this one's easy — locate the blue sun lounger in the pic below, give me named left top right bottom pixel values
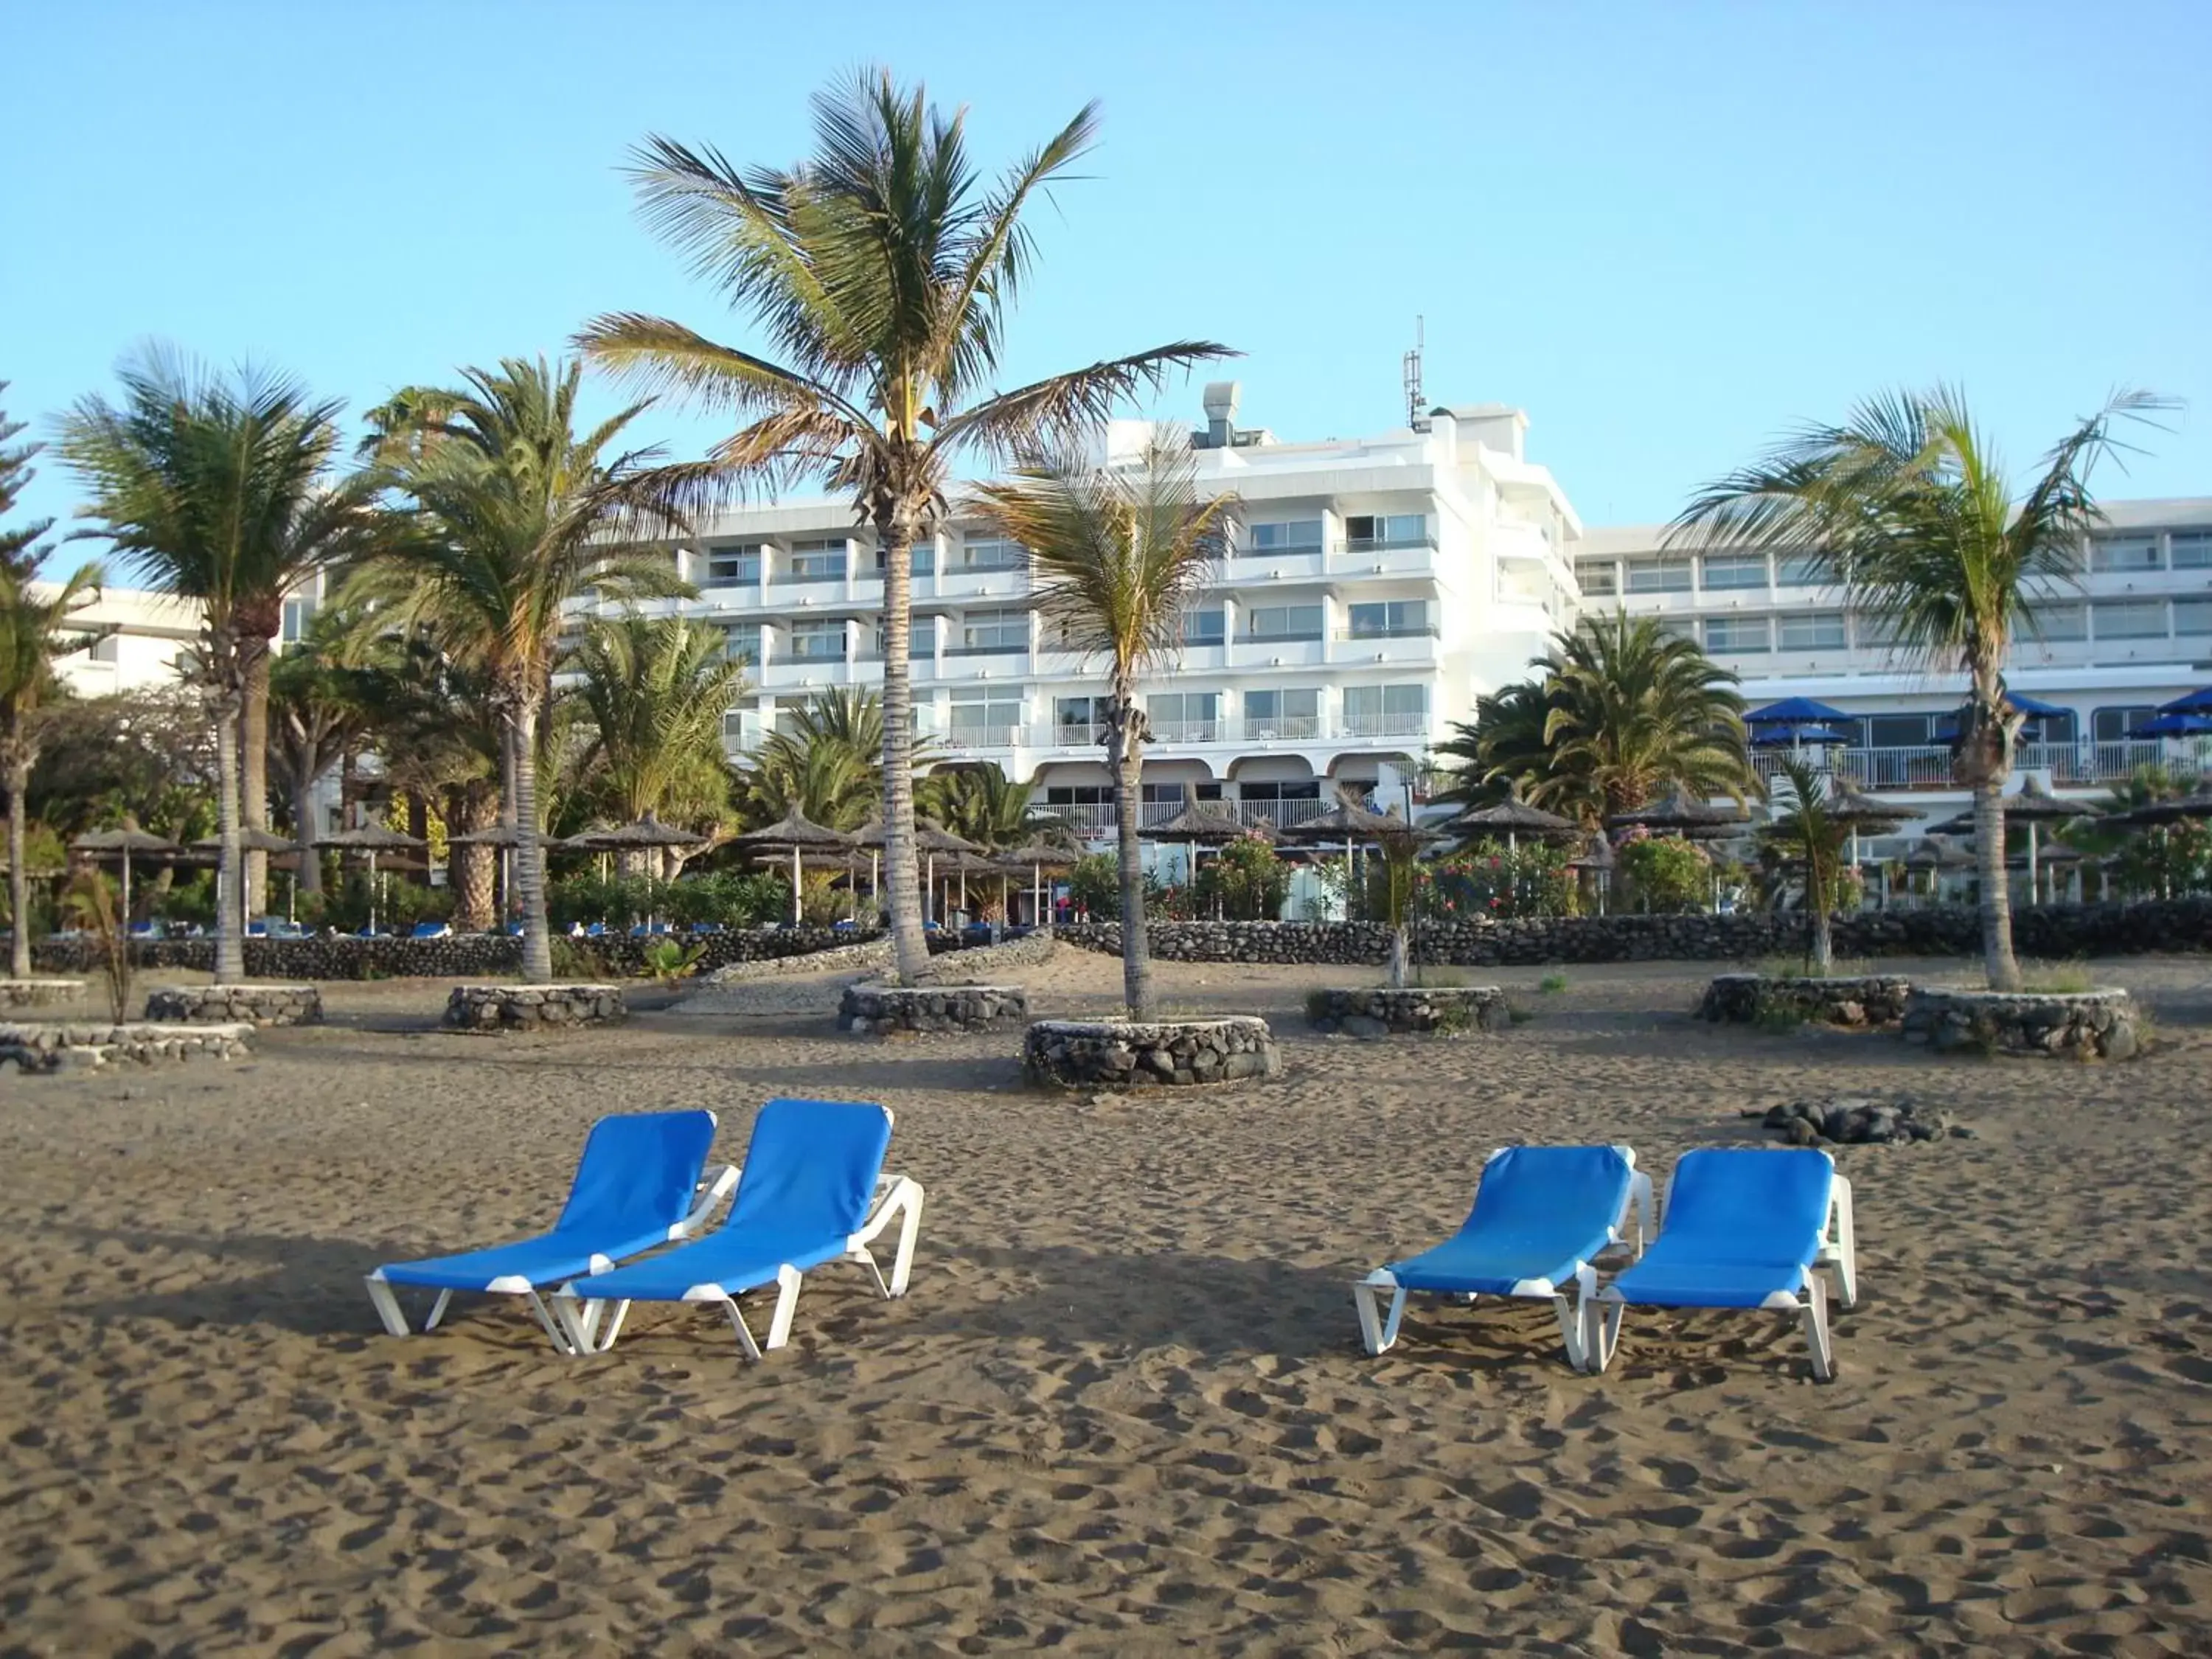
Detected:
left=1353, top=1145, right=1652, bottom=1369
left=1587, top=1147, right=1858, bottom=1381
left=364, top=1109, right=734, bottom=1352
left=553, top=1097, right=925, bottom=1361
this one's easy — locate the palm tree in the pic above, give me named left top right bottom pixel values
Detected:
left=0, top=569, right=105, bottom=978
left=733, top=687, right=892, bottom=832
left=263, top=609, right=378, bottom=900
left=58, top=351, right=368, bottom=980
left=1759, top=755, right=1851, bottom=974
left=1671, top=386, right=2164, bottom=989
left=1437, top=614, right=1754, bottom=827
left=577, top=68, right=1234, bottom=986
left=349, top=356, right=683, bottom=981
left=968, top=439, right=1233, bottom=1018
left=567, top=611, right=746, bottom=869
left=920, top=762, right=1054, bottom=851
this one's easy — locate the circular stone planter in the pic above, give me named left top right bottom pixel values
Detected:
left=1900, top=986, right=2140, bottom=1060
left=1023, top=1016, right=1281, bottom=1089
left=145, top=983, right=324, bottom=1028
left=444, top=984, right=626, bottom=1034
left=838, top=983, right=1029, bottom=1036
left=1702, top=973, right=1913, bottom=1029
left=1, top=979, right=86, bottom=1009
left=1306, top=986, right=1508, bottom=1037
left=1, top=1020, right=253, bottom=1074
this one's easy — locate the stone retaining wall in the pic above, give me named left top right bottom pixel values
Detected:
left=443, top=984, right=627, bottom=1034
left=1306, top=986, right=1509, bottom=1037
left=838, top=984, right=1029, bottom=1036
left=1900, top=987, right=2140, bottom=1060
left=1054, top=898, right=2212, bottom=967
left=1, top=1020, right=253, bottom=1074
left=144, top=983, right=324, bottom=1028
left=0, top=979, right=86, bottom=1009
left=1023, top=1016, right=1281, bottom=1089
left=1701, top=973, right=1914, bottom=1029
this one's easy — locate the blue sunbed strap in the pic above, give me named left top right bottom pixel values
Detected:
left=724, top=1098, right=893, bottom=1240
left=557, top=1109, right=720, bottom=1240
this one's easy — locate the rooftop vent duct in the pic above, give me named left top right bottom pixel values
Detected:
left=1196, top=380, right=1242, bottom=449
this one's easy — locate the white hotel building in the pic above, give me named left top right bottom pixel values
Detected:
left=1582, top=499, right=2212, bottom=845
left=648, top=386, right=1585, bottom=837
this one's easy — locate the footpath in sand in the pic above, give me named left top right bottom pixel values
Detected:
left=3, top=948, right=2209, bottom=1654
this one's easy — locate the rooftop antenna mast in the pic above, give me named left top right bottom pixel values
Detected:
left=1402, top=316, right=1427, bottom=431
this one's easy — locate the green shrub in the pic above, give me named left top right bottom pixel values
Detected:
left=1194, top=833, right=1293, bottom=920
left=550, top=936, right=607, bottom=981
left=1538, top=972, right=1568, bottom=994
left=1615, top=833, right=1711, bottom=914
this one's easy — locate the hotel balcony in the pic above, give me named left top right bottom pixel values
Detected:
left=1044, top=796, right=1335, bottom=837
left=1749, top=741, right=2210, bottom=793
left=1327, top=625, right=1441, bottom=666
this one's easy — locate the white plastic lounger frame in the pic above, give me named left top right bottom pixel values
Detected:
left=363, top=1164, right=738, bottom=1354
left=1587, top=1170, right=1857, bottom=1382
left=1352, top=1145, right=1655, bottom=1371
left=554, top=1172, right=927, bottom=1360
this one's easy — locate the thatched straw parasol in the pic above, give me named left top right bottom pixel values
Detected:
left=316, top=822, right=430, bottom=934
left=728, top=807, right=858, bottom=925
left=998, top=838, right=1079, bottom=928
left=1604, top=789, right=1753, bottom=841
left=72, top=819, right=181, bottom=920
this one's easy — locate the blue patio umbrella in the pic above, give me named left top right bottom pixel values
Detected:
left=2157, top=686, right=2212, bottom=714
left=1750, top=723, right=1850, bottom=748
left=2126, top=712, right=2212, bottom=739
left=2001, top=691, right=2072, bottom=717
left=1746, top=696, right=1853, bottom=726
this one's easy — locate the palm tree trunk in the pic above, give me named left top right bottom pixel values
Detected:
left=1108, top=699, right=1154, bottom=1019
left=1972, top=783, right=2020, bottom=990
left=213, top=692, right=246, bottom=982
left=449, top=782, right=496, bottom=931
left=876, top=517, right=928, bottom=984
left=1807, top=860, right=1834, bottom=975
left=7, top=749, right=31, bottom=979
left=240, top=644, right=271, bottom=918
left=291, top=771, right=324, bottom=896
left=498, top=724, right=518, bottom=921
left=512, top=696, right=552, bottom=983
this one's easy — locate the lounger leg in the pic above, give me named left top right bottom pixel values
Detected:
left=720, top=1297, right=765, bottom=1362
left=886, top=1183, right=924, bottom=1298
left=1803, top=1276, right=1834, bottom=1382
left=764, top=1265, right=804, bottom=1352
left=1828, top=1178, right=1859, bottom=1309
left=425, top=1290, right=453, bottom=1332
left=1557, top=1265, right=1599, bottom=1371
left=364, top=1275, right=411, bottom=1338
left=524, top=1291, right=574, bottom=1355
left=1589, top=1295, right=1627, bottom=1374
left=1352, top=1273, right=1409, bottom=1356
left=594, top=1299, right=632, bottom=1354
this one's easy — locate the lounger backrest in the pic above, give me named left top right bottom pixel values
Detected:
left=554, top=1110, right=719, bottom=1239
left=727, top=1098, right=894, bottom=1239
left=1662, top=1150, right=1832, bottom=1268
left=1463, top=1146, right=1633, bottom=1246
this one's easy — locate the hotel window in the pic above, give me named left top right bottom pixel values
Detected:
left=2093, top=706, right=2155, bottom=743
left=1703, top=616, right=1770, bottom=654
left=1866, top=713, right=1935, bottom=748
left=2028, top=604, right=2088, bottom=641
left=2093, top=600, right=2167, bottom=639
left=1342, top=683, right=1427, bottom=732
left=88, top=634, right=120, bottom=664
left=1655, top=616, right=1699, bottom=643
left=782, top=538, right=846, bottom=582
left=948, top=689, right=1020, bottom=737
left=1775, top=552, right=1829, bottom=587
left=959, top=609, right=1029, bottom=653
left=705, top=546, right=760, bottom=586
left=720, top=624, right=760, bottom=665
left=872, top=544, right=933, bottom=577
left=1056, top=696, right=1109, bottom=740
left=1244, top=604, right=1324, bottom=641
left=280, top=597, right=316, bottom=644
left=1148, top=692, right=1219, bottom=740
left=1700, top=551, right=1769, bottom=591
left=1576, top=560, right=1618, bottom=596
left=1142, top=781, right=1223, bottom=804
left=2088, top=535, right=2162, bottom=574
left=1181, top=608, right=1225, bottom=645
left=870, top=616, right=935, bottom=658
left=1245, top=518, right=1324, bottom=554
left=1245, top=687, right=1319, bottom=737
left=2175, top=597, right=2212, bottom=636
left=787, top=619, right=846, bottom=660
left=1851, top=611, right=1904, bottom=648
left=1777, top=611, right=1846, bottom=651
left=2170, top=531, right=2212, bottom=568
left=1624, top=556, right=1691, bottom=594
left=1239, top=779, right=1321, bottom=804
left=1343, top=512, right=1428, bottom=551
left=1346, top=599, right=1430, bottom=638
left=953, top=535, right=1026, bottom=572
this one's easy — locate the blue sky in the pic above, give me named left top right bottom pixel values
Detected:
left=6, top=1, right=2206, bottom=558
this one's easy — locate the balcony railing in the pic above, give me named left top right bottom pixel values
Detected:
left=1337, top=624, right=1441, bottom=641
left=1341, top=536, right=1436, bottom=555
left=1234, top=540, right=1324, bottom=558
left=936, top=725, right=1021, bottom=752
left=701, top=571, right=760, bottom=588
left=1338, top=713, right=1430, bottom=740
left=1043, top=796, right=1335, bottom=836
left=1239, top=715, right=1323, bottom=740
left=1751, top=741, right=2211, bottom=792
left=1147, top=718, right=1221, bottom=745
left=1241, top=630, right=1326, bottom=646
left=772, top=566, right=848, bottom=585
left=945, top=640, right=1030, bottom=658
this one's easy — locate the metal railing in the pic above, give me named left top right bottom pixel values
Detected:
left=1338, top=713, right=1430, bottom=740
left=1041, top=796, right=1336, bottom=836
left=943, top=641, right=1029, bottom=658
left=1238, top=715, right=1323, bottom=740
left=771, top=566, right=848, bottom=585
left=1335, top=623, right=1441, bottom=641
left=1240, top=630, right=1326, bottom=646
left=1147, top=718, right=1221, bottom=745
left=1340, top=536, right=1437, bottom=555
left=1750, top=742, right=2212, bottom=791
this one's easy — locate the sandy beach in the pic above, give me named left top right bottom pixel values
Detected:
left=4, top=946, right=2210, bottom=1655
